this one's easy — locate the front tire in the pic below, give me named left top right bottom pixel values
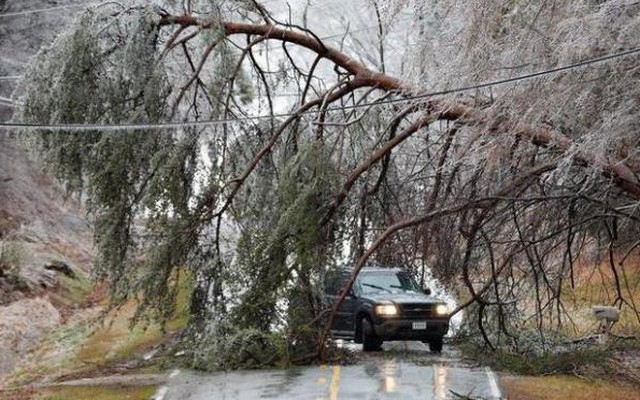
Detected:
left=428, top=336, right=444, bottom=353
left=360, top=317, right=383, bottom=351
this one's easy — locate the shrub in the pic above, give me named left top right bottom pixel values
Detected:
left=188, top=320, right=286, bottom=371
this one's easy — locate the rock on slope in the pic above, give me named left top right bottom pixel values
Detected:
left=0, top=133, right=93, bottom=295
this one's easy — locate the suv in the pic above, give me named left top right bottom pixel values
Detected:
left=324, top=266, right=450, bottom=352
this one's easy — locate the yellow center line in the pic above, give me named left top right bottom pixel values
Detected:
left=329, top=365, right=341, bottom=400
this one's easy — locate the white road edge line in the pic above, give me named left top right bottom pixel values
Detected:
left=152, top=386, right=169, bottom=400
left=484, top=366, right=502, bottom=399
left=151, top=369, right=180, bottom=400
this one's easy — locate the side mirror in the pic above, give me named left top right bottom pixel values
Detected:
left=423, top=287, right=431, bottom=296
left=347, top=287, right=356, bottom=298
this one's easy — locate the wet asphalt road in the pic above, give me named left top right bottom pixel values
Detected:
left=156, top=341, right=502, bottom=400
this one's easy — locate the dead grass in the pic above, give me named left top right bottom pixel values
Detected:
left=77, top=301, right=171, bottom=364
left=5, top=275, right=190, bottom=389
left=560, top=253, right=640, bottom=336
left=76, top=276, right=189, bottom=364
left=501, top=375, right=640, bottom=400
left=0, top=385, right=157, bottom=400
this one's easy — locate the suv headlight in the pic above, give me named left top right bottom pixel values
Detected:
left=435, top=304, right=449, bottom=316
left=375, top=304, right=398, bottom=316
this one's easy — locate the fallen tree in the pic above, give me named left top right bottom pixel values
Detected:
left=9, top=0, right=640, bottom=365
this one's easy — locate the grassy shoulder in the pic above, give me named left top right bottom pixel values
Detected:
left=5, top=276, right=190, bottom=390
left=561, top=256, right=640, bottom=337
left=501, top=375, right=640, bottom=400
left=3, top=385, right=157, bottom=400
left=488, top=254, right=640, bottom=399
left=460, top=338, right=640, bottom=399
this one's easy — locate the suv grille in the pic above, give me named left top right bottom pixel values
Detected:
left=400, top=303, right=434, bottom=318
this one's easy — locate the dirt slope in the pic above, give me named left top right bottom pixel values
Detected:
left=0, top=132, right=94, bottom=386
left=0, top=1, right=100, bottom=387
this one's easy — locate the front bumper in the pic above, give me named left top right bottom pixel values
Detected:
left=372, top=318, right=449, bottom=340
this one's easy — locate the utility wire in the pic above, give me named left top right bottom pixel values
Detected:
left=363, top=45, right=640, bottom=106
left=0, top=3, right=87, bottom=18
left=1, top=45, right=639, bottom=132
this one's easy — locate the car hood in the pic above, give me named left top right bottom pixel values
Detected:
left=362, top=291, right=441, bottom=304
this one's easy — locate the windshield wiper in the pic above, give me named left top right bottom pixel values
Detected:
left=362, top=283, right=392, bottom=293
left=390, top=284, right=416, bottom=292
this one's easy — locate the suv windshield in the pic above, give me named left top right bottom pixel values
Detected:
left=358, top=270, right=422, bottom=294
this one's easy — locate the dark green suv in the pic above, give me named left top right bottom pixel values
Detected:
left=324, top=267, right=450, bottom=352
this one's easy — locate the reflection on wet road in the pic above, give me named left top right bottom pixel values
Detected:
left=158, top=342, right=502, bottom=400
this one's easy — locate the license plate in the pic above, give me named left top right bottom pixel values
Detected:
left=412, top=321, right=427, bottom=330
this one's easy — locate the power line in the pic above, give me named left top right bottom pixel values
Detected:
left=365, top=45, right=640, bottom=106
left=0, top=3, right=87, bottom=18
left=1, top=45, right=639, bottom=132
